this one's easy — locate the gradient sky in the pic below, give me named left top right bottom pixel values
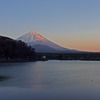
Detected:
left=0, top=0, right=100, bottom=52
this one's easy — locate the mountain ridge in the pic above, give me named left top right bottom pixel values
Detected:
left=17, top=32, right=79, bottom=53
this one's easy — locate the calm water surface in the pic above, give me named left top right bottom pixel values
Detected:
left=0, top=61, right=100, bottom=100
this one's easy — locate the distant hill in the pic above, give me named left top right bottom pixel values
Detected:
left=0, top=35, right=36, bottom=60
left=17, top=32, right=79, bottom=53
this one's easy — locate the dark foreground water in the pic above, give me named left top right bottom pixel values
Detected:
left=0, top=61, right=100, bottom=100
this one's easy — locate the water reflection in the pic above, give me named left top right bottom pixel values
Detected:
left=0, top=61, right=100, bottom=99
left=0, top=61, right=100, bottom=89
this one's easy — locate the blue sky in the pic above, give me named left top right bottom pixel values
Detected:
left=0, top=0, right=100, bottom=51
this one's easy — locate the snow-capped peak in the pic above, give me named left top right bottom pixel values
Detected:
left=17, top=32, right=49, bottom=43
left=17, top=31, right=78, bottom=53
left=29, top=32, right=48, bottom=41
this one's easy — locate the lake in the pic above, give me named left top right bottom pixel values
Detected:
left=0, top=60, right=100, bottom=100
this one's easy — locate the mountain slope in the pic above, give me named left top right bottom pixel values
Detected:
left=17, top=32, right=78, bottom=53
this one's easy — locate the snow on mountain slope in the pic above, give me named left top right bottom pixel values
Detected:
left=17, top=32, right=78, bottom=53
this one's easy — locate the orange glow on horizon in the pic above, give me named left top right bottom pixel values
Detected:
left=56, top=40, right=100, bottom=52
left=64, top=45, right=100, bottom=52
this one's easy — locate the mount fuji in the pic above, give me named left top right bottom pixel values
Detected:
left=17, top=32, right=78, bottom=53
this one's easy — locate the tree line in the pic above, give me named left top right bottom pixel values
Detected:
left=0, top=36, right=36, bottom=60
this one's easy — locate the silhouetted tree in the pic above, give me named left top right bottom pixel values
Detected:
left=0, top=36, right=36, bottom=59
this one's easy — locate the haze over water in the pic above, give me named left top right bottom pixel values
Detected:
left=0, top=61, right=100, bottom=100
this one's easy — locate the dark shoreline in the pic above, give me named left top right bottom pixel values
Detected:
left=0, top=58, right=49, bottom=63
left=0, top=58, right=100, bottom=63
left=36, top=52, right=100, bottom=61
left=1, top=52, right=100, bottom=63
left=0, top=59, right=37, bottom=63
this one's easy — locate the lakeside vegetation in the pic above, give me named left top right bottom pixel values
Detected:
left=37, top=52, right=100, bottom=61
left=0, top=35, right=36, bottom=61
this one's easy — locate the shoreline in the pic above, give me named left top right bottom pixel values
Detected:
left=0, top=58, right=48, bottom=63
left=0, top=58, right=100, bottom=63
